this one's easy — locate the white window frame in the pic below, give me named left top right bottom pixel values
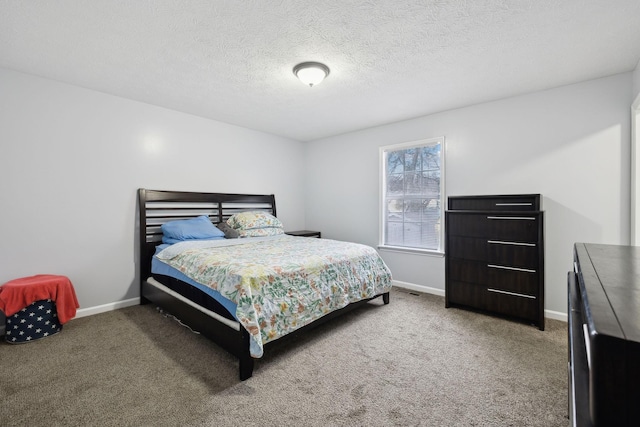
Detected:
left=379, top=136, right=445, bottom=256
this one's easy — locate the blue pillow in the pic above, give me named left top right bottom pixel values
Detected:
left=161, top=215, right=225, bottom=243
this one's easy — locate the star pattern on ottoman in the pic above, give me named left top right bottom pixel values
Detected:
left=5, top=299, right=62, bottom=344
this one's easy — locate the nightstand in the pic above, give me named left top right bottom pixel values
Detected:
left=285, top=230, right=321, bottom=238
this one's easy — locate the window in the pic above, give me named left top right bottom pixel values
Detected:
left=379, top=137, right=445, bottom=254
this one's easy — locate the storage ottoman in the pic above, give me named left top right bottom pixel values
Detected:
left=5, top=299, right=62, bottom=344
left=0, top=274, right=79, bottom=343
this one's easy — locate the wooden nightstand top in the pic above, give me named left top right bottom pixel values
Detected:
left=285, top=230, right=321, bottom=238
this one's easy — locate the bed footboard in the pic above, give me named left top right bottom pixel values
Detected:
left=238, top=335, right=255, bottom=381
left=144, top=280, right=389, bottom=380
left=142, top=280, right=254, bottom=380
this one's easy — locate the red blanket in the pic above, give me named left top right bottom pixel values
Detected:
left=0, top=274, right=80, bottom=324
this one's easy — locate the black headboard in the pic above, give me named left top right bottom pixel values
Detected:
left=137, top=189, right=277, bottom=286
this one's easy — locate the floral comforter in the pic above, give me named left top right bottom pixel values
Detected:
left=155, top=235, right=392, bottom=357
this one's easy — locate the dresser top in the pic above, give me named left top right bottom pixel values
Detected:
left=448, top=193, right=540, bottom=200
left=447, top=194, right=541, bottom=211
left=576, top=243, right=640, bottom=343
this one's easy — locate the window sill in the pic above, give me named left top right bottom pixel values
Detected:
left=378, top=245, right=444, bottom=257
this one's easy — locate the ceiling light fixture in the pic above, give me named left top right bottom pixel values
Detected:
left=293, top=62, right=330, bottom=87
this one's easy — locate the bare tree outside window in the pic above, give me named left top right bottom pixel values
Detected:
left=380, top=137, right=444, bottom=252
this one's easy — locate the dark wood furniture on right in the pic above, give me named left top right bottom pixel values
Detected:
left=445, top=194, right=544, bottom=330
left=568, top=243, right=640, bottom=426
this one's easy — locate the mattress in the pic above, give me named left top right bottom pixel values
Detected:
left=151, top=244, right=237, bottom=319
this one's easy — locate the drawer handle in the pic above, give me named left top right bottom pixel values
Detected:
left=488, top=264, right=536, bottom=273
left=487, top=216, right=536, bottom=220
left=487, top=288, right=536, bottom=299
left=487, top=240, right=536, bottom=247
left=495, top=203, right=533, bottom=206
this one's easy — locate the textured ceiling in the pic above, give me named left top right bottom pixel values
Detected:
left=1, top=0, right=640, bottom=142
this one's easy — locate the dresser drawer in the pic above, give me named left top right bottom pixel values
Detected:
left=447, top=258, right=540, bottom=295
left=446, top=212, right=541, bottom=240
left=448, top=194, right=540, bottom=211
left=484, top=286, right=539, bottom=322
left=447, top=280, right=488, bottom=307
left=447, top=281, right=539, bottom=322
left=447, top=236, right=540, bottom=268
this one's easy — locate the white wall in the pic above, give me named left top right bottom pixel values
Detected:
left=633, top=59, right=640, bottom=101
left=631, top=59, right=640, bottom=244
left=305, top=72, right=633, bottom=315
left=0, top=68, right=306, bottom=310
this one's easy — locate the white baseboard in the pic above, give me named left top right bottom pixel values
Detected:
left=544, top=309, right=567, bottom=323
left=392, top=280, right=445, bottom=297
left=74, top=297, right=140, bottom=319
left=392, top=280, right=567, bottom=323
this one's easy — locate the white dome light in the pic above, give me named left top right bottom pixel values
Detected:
left=293, top=62, right=330, bottom=87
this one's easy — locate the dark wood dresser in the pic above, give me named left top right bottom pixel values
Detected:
left=569, top=243, right=640, bottom=426
left=445, top=194, right=545, bottom=330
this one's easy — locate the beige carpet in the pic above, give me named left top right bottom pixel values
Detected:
left=0, top=288, right=568, bottom=426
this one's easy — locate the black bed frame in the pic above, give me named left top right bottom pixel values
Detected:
left=138, top=188, right=389, bottom=380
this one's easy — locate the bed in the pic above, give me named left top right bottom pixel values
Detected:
left=138, top=188, right=392, bottom=380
